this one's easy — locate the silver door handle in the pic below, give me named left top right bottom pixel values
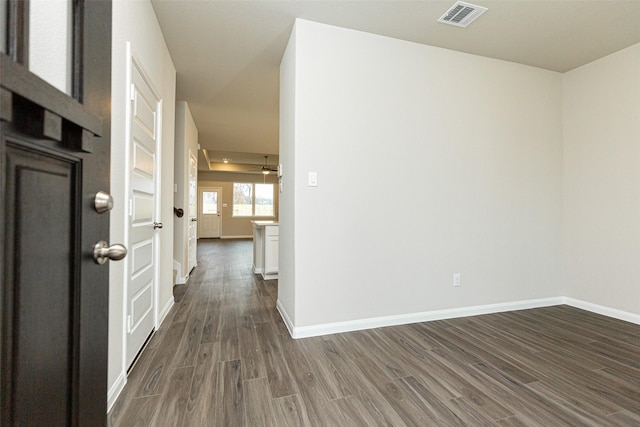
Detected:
left=153, top=222, right=163, bottom=229
left=93, top=241, right=127, bottom=264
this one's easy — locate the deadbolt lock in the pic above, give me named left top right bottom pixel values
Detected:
left=94, top=191, right=114, bottom=213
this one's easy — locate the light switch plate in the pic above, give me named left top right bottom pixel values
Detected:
left=308, top=171, right=318, bottom=187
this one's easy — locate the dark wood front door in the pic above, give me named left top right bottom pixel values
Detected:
left=1, top=1, right=112, bottom=425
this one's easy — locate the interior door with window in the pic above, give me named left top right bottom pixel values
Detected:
left=1, top=1, right=114, bottom=425
left=198, top=187, right=221, bottom=238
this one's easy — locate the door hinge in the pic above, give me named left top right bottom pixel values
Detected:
left=129, top=198, right=133, bottom=217
left=127, top=315, right=133, bottom=333
left=130, top=83, right=136, bottom=101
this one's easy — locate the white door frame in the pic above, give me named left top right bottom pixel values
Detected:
left=121, top=44, right=162, bottom=371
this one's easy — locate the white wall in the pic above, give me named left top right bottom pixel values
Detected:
left=563, top=44, right=640, bottom=316
left=278, top=27, right=297, bottom=325
left=174, top=102, right=198, bottom=282
left=280, top=20, right=563, bottom=331
left=109, top=0, right=176, bottom=408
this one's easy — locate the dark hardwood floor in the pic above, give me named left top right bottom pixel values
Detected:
left=108, top=239, right=640, bottom=426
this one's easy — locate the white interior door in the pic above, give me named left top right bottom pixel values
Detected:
left=188, top=150, right=198, bottom=272
left=126, top=57, right=161, bottom=368
left=198, top=187, right=222, bottom=238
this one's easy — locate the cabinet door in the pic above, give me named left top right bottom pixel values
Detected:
left=264, top=227, right=279, bottom=274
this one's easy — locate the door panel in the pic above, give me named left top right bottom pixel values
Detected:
left=198, top=187, right=221, bottom=238
left=6, top=142, right=78, bottom=426
left=1, top=1, right=112, bottom=425
left=126, top=58, right=160, bottom=368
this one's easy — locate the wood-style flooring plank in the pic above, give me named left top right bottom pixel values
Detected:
left=254, top=322, right=298, bottom=398
left=237, top=312, right=267, bottom=380
left=174, top=308, right=206, bottom=367
left=134, top=320, right=187, bottom=398
left=200, top=299, right=222, bottom=344
left=312, top=340, right=407, bottom=426
left=107, top=346, right=157, bottom=426
left=398, top=375, right=470, bottom=426
left=295, top=337, right=353, bottom=401
left=215, top=359, right=244, bottom=426
left=350, top=355, right=437, bottom=426
left=526, top=379, right=621, bottom=420
left=271, top=394, right=311, bottom=427
left=277, top=334, right=346, bottom=425
left=243, top=378, right=278, bottom=427
left=110, top=395, right=159, bottom=427
left=609, top=409, right=640, bottom=426
left=472, top=361, right=606, bottom=426
left=150, top=366, right=194, bottom=426
left=218, top=303, right=241, bottom=362
left=183, top=342, right=221, bottom=426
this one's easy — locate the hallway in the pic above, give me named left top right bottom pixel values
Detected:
left=108, top=239, right=640, bottom=426
left=108, top=239, right=286, bottom=425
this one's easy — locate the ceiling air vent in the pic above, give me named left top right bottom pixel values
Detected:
left=438, top=1, right=488, bottom=28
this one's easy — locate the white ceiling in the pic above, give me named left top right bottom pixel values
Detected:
left=151, top=0, right=640, bottom=168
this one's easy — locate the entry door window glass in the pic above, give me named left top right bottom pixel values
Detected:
left=29, top=0, right=73, bottom=94
left=202, top=191, right=218, bottom=215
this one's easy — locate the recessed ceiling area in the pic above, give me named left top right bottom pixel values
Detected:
left=200, top=150, right=280, bottom=174
left=152, top=1, right=640, bottom=169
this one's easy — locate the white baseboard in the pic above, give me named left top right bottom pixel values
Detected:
left=107, top=371, right=126, bottom=413
left=284, top=297, right=563, bottom=339
left=173, top=260, right=187, bottom=284
left=158, top=296, right=174, bottom=326
left=221, top=235, right=252, bottom=239
left=279, top=295, right=640, bottom=339
left=276, top=299, right=295, bottom=337
left=563, top=297, right=640, bottom=325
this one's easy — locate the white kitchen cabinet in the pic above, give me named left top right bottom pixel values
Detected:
left=251, top=221, right=278, bottom=279
left=263, top=225, right=279, bottom=278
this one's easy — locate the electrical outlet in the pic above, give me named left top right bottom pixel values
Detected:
left=453, top=273, right=461, bottom=287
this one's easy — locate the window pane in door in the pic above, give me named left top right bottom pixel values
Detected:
left=202, top=191, right=218, bottom=214
left=255, top=184, right=274, bottom=217
left=29, top=0, right=72, bottom=94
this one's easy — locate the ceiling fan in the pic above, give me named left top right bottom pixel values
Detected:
left=249, top=155, right=278, bottom=175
